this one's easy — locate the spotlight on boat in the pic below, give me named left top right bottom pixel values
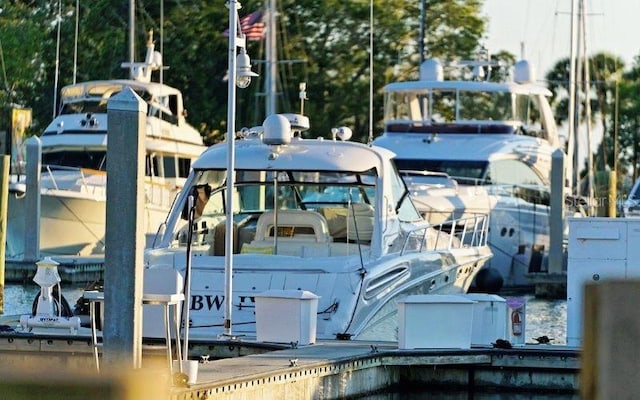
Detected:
left=236, top=48, right=258, bottom=89
left=332, top=126, right=352, bottom=141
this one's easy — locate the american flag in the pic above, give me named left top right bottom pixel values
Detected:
left=223, top=10, right=265, bottom=41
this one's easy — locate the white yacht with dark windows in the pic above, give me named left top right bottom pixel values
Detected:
left=144, top=113, right=492, bottom=341
left=373, top=57, right=571, bottom=289
left=7, top=32, right=206, bottom=259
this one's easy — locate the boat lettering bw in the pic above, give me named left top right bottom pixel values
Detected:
left=191, top=295, right=224, bottom=311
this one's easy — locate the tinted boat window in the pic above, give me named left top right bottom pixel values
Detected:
left=42, top=150, right=106, bottom=170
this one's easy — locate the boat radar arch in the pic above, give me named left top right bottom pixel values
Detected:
left=513, top=60, right=536, bottom=84
left=263, top=114, right=292, bottom=145
left=420, top=59, right=444, bottom=81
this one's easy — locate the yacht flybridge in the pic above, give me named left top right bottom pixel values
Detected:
left=144, top=113, right=492, bottom=341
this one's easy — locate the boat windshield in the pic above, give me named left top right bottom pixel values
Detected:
left=394, top=158, right=547, bottom=188
left=394, top=159, right=488, bottom=185
left=167, top=168, right=384, bottom=252
left=59, top=83, right=154, bottom=116
left=193, top=169, right=377, bottom=216
left=385, top=89, right=543, bottom=129
left=400, top=170, right=458, bottom=194
left=42, top=150, right=107, bottom=171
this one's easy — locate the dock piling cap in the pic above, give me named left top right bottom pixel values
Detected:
left=36, top=256, right=60, bottom=268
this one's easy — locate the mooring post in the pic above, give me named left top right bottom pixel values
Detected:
left=583, top=280, right=640, bottom=398
left=608, top=170, right=617, bottom=217
left=103, top=87, right=147, bottom=369
left=0, top=155, right=8, bottom=314
left=548, top=149, right=564, bottom=274
left=24, top=136, right=41, bottom=262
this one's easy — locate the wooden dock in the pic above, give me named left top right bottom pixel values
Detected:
left=0, top=332, right=580, bottom=399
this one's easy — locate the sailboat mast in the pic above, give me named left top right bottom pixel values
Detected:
left=573, top=1, right=584, bottom=200
left=53, top=0, right=62, bottom=118
left=265, top=0, right=277, bottom=116
left=128, top=0, right=135, bottom=79
left=581, top=0, right=595, bottom=214
left=73, top=0, right=79, bottom=84
left=566, top=0, right=578, bottom=196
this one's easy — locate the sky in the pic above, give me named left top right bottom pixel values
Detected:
left=482, top=0, right=640, bottom=83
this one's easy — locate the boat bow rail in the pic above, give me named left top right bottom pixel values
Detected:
left=401, top=214, right=489, bottom=255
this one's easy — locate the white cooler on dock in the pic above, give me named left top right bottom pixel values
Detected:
left=464, top=294, right=508, bottom=346
left=398, top=295, right=475, bottom=349
left=255, top=289, right=319, bottom=345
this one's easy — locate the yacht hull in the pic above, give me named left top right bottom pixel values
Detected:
left=416, top=189, right=550, bottom=287
left=6, top=188, right=171, bottom=258
left=146, top=246, right=491, bottom=341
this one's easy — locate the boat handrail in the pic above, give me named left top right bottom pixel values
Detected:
left=447, top=175, right=551, bottom=196
left=401, top=213, right=489, bottom=255
left=38, top=165, right=101, bottom=191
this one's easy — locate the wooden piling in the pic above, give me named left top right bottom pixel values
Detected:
left=103, top=87, right=147, bottom=369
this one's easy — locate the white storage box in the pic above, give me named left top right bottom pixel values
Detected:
left=398, top=295, right=475, bottom=349
left=142, top=268, right=184, bottom=338
left=255, top=290, right=319, bottom=345
left=464, top=294, right=507, bottom=346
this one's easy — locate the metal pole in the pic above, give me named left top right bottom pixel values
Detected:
left=368, top=0, right=374, bottom=144
left=129, top=0, right=135, bottom=78
left=419, top=0, right=426, bottom=65
left=265, top=0, right=277, bottom=117
left=0, top=155, right=8, bottom=314
left=566, top=0, right=578, bottom=195
left=224, top=0, right=239, bottom=338
left=581, top=0, right=595, bottom=215
left=182, top=195, right=194, bottom=360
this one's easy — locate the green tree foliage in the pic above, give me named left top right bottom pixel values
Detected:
left=0, top=0, right=487, bottom=144
left=0, top=1, right=57, bottom=129
left=618, top=57, right=640, bottom=183
left=545, top=52, right=629, bottom=210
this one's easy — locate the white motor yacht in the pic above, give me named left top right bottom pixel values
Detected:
left=7, top=32, right=207, bottom=258
left=373, top=58, right=569, bottom=289
left=144, top=113, right=492, bottom=341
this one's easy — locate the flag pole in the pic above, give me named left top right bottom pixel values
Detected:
left=223, top=0, right=257, bottom=338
